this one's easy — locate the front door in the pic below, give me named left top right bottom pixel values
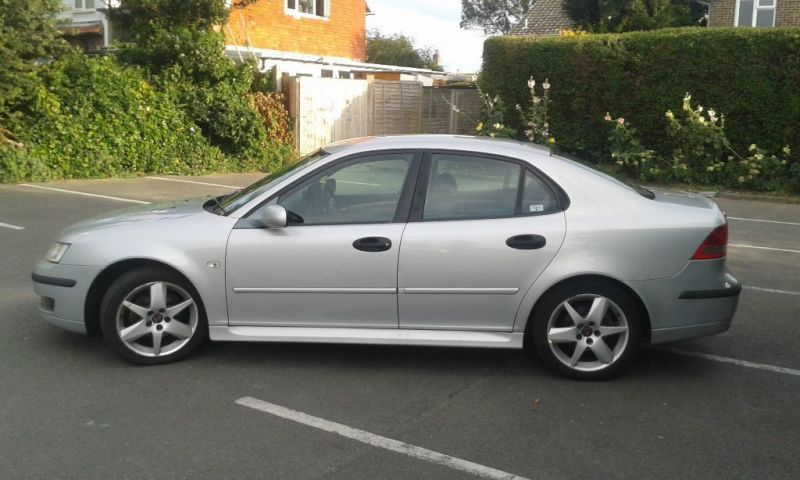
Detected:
left=226, top=152, right=418, bottom=328
left=398, top=152, right=566, bottom=331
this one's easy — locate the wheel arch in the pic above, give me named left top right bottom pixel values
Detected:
left=523, top=274, right=652, bottom=343
left=84, top=258, right=203, bottom=336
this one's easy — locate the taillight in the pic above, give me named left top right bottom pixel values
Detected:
left=691, top=224, right=728, bottom=260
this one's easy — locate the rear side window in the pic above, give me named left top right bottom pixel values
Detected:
left=422, top=153, right=558, bottom=221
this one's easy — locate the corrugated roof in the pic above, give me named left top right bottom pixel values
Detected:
left=510, top=0, right=574, bottom=36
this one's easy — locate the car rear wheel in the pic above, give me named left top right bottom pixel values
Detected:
left=100, top=267, right=207, bottom=365
left=531, top=280, right=641, bottom=380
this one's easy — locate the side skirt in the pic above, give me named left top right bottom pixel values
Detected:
left=209, top=326, right=524, bottom=349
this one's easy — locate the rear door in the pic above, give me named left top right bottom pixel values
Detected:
left=398, top=151, right=566, bottom=331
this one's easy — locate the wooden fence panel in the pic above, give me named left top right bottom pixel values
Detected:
left=421, top=87, right=481, bottom=135
left=370, top=81, right=422, bottom=136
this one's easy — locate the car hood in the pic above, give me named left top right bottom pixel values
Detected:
left=59, top=197, right=211, bottom=241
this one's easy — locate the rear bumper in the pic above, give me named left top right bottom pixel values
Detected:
left=32, top=260, right=102, bottom=335
left=627, top=260, right=741, bottom=344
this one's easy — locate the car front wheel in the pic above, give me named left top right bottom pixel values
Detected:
left=531, top=280, right=641, bottom=380
left=100, top=267, right=207, bottom=365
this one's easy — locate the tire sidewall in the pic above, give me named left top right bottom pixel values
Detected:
left=100, top=267, right=208, bottom=365
left=531, top=280, right=641, bottom=380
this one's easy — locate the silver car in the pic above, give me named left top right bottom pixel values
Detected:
left=32, top=135, right=741, bottom=379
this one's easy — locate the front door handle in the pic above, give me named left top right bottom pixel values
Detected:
left=506, top=234, right=546, bottom=250
left=353, top=236, right=392, bottom=252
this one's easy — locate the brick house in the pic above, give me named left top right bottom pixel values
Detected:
left=224, top=0, right=440, bottom=84
left=702, top=0, right=800, bottom=27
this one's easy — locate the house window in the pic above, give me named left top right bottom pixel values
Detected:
left=736, top=0, right=776, bottom=27
left=74, top=0, right=95, bottom=9
left=286, top=0, right=328, bottom=18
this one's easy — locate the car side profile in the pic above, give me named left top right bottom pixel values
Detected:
left=32, top=135, right=741, bottom=379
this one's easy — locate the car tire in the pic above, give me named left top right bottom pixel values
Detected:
left=530, top=280, right=641, bottom=380
left=100, top=266, right=207, bottom=365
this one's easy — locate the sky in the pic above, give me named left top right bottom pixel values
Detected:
left=365, top=0, right=488, bottom=73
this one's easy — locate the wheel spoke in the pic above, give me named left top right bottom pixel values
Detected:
left=152, top=329, right=163, bottom=356
left=165, top=320, right=193, bottom=340
left=590, top=338, right=614, bottom=364
left=120, top=320, right=150, bottom=343
left=586, top=297, right=609, bottom=325
left=562, top=301, right=584, bottom=325
left=149, top=282, right=168, bottom=311
left=122, top=300, right=149, bottom=319
left=569, top=342, right=587, bottom=367
left=599, top=325, right=628, bottom=336
left=548, top=326, right=579, bottom=344
left=166, top=299, right=193, bottom=318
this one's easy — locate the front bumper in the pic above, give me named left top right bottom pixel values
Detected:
left=627, top=260, right=741, bottom=344
left=32, top=260, right=102, bottom=334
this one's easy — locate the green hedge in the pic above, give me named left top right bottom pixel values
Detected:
left=480, top=27, right=800, bottom=163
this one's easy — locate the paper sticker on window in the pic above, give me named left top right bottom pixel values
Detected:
left=529, top=204, right=544, bottom=212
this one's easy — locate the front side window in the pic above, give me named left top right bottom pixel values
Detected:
left=736, top=0, right=776, bottom=27
left=422, top=153, right=558, bottom=221
left=278, top=153, right=414, bottom=225
left=286, top=0, right=328, bottom=17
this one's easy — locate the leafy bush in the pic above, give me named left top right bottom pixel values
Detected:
left=480, top=28, right=800, bottom=166
left=0, top=54, right=228, bottom=182
left=246, top=93, right=294, bottom=145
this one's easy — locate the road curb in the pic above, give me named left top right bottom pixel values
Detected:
left=716, top=191, right=800, bottom=205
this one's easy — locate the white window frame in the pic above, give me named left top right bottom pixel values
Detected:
left=285, top=0, right=330, bottom=20
left=735, top=0, right=777, bottom=28
left=73, top=0, right=96, bottom=10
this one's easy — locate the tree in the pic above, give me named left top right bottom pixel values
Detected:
left=366, top=30, right=441, bottom=71
left=460, top=0, right=532, bottom=35
left=0, top=0, right=68, bottom=144
left=562, top=0, right=705, bottom=32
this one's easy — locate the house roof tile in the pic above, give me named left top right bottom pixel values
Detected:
left=510, top=0, right=575, bottom=36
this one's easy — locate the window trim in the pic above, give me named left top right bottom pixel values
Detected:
left=407, top=150, right=569, bottom=223
left=74, top=0, right=96, bottom=10
left=735, top=0, right=777, bottom=27
left=285, top=0, right=330, bottom=20
left=235, top=149, right=423, bottom=229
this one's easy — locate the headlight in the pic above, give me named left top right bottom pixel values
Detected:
left=46, top=242, right=70, bottom=263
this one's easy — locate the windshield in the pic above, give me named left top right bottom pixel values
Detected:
left=219, top=150, right=329, bottom=214
left=561, top=156, right=655, bottom=199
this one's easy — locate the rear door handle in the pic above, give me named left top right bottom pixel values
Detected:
left=506, top=234, right=547, bottom=250
left=353, top=236, right=392, bottom=252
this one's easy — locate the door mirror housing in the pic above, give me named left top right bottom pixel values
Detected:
left=261, top=205, right=287, bottom=229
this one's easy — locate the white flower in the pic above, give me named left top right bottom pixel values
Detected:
left=533, top=97, right=541, bottom=104
left=542, top=80, right=550, bottom=90
left=697, top=105, right=703, bottom=113
left=527, top=77, right=536, bottom=89
left=489, top=132, right=496, bottom=138
left=190, top=127, right=196, bottom=133
left=493, top=123, right=502, bottom=130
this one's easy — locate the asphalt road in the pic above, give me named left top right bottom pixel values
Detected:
left=1, top=175, right=798, bottom=480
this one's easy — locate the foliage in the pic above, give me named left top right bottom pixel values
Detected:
left=603, top=94, right=798, bottom=192
left=0, top=0, right=68, bottom=142
left=0, top=54, right=229, bottom=183
left=473, top=91, right=516, bottom=139
left=562, top=0, right=705, bottom=33
left=480, top=28, right=800, bottom=169
left=246, top=93, right=294, bottom=146
left=365, top=30, right=441, bottom=71
left=515, top=77, right=554, bottom=145
left=108, top=0, right=230, bottom=30
left=460, top=0, right=532, bottom=35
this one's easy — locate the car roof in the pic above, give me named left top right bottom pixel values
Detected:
left=322, top=135, right=553, bottom=159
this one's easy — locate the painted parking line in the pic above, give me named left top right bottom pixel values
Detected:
left=729, top=244, right=800, bottom=254
left=236, top=396, right=530, bottom=480
left=661, top=347, right=800, bottom=378
left=728, top=216, right=800, bottom=227
left=0, top=221, right=24, bottom=231
left=146, top=176, right=241, bottom=189
left=744, top=286, right=800, bottom=296
left=19, top=184, right=150, bottom=205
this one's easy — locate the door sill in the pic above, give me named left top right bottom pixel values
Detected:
left=209, top=326, right=524, bottom=349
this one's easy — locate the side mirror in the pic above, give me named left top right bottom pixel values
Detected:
left=261, top=205, right=287, bottom=229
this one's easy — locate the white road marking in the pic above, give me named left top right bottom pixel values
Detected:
left=146, top=176, right=241, bottom=189
left=236, top=396, right=530, bottom=480
left=728, top=216, right=800, bottom=227
left=744, top=286, right=800, bottom=296
left=661, top=348, right=800, bottom=378
left=337, top=180, right=382, bottom=187
left=729, top=244, right=800, bottom=254
left=0, top=221, right=24, bottom=230
left=19, top=184, right=150, bottom=205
